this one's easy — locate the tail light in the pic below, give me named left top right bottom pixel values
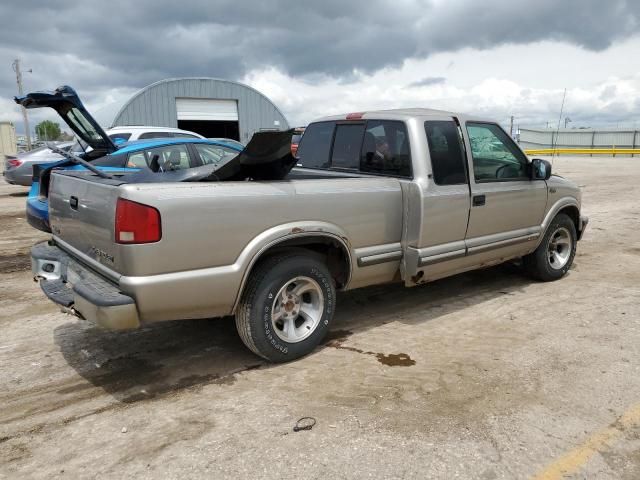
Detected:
left=7, top=158, right=22, bottom=168
left=115, top=198, right=161, bottom=244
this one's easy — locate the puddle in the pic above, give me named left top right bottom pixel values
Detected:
left=375, top=353, right=416, bottom=367
left=325, top=330, right=415, bottom=367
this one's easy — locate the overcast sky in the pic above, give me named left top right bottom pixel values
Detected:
left=1, top=0, right=639, bottom=134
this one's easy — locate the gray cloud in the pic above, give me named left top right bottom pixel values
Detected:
left=1, top=0, right=639, bottom=130
left=407, top=76, right=446, bottom=88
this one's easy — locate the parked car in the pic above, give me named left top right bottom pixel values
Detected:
left=108, top=126, right=204, bottom=142
left=20, top=87, right=588, bottom=363
left=16, top=88, right=243, bottom=233
left=3, top=141, right=75, bottom=186
left=3, top=126, right=205, bottom=188
left=291, top=127, right=305, bottom=157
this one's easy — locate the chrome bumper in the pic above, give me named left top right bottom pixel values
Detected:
left=31, top=242, right=140, bottom=330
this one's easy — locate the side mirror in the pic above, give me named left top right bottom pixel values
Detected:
left=531, top=158, right=552, bottom=180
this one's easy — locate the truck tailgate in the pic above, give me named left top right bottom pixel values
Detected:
left=48, top=172, right=122, bottom=273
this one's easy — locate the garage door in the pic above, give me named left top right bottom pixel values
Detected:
left=175, top=98, right=239, bottom=121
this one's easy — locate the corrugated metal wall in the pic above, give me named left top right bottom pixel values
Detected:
left=0, top=122, right=17, bottom=172
left=519, top=128, right=639, bottom=150
left=111, top=78, right=290, bottom=143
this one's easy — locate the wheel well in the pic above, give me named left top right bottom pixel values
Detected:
left=557, top=205, right=579, bottom=231
left=250, top=236, right=351, bottom=290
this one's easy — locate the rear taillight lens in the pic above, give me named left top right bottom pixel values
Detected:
left=115, top=198, right=161, bottom=244
left=8, top=159, right=22, bottom=168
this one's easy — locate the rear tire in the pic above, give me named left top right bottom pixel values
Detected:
left=523, top=213, right=577, bottom=281
left=236, top=252, right=336, bottom=362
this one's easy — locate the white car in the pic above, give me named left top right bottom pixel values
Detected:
left=107, top=126, right=204, bottom=143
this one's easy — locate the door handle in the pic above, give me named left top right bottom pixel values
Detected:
left=472, top=195, right=486, bottom=207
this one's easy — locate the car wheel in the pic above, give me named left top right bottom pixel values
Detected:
left=236, top=252, right=335, bottom=362
left=524, top=213, right=577, bottom=281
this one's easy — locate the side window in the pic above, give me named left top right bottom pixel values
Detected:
left=138, top=132, right=175, bottom=140
left=466, top=123, right=529, bottom=182
left=127, top=151, right=147, bottom=168
left=128, top=144, right=192, bottom=171
left=330, top=124, right=365, bottom=170
left=108, top=133, right=131, bottom=142
left=194, top=143, right=239, bottom=166
left=424, top=121, right=467, bottom=185
left=296, top=121, right=334, bottom=169
left=173, top=133, right=200, bottom=138
left=360, top=120, right=411, bottom=177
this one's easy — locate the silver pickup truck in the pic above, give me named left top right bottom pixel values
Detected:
left=24, top=89, right=587, bottom=362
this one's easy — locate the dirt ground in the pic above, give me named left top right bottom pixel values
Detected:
left=1, top=157, right=639, bottom=479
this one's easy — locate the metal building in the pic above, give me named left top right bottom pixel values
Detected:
left=519, top=127, right=639, bottom=151
left=0, top=122, right=17, bottom=171
left=96, top=78, right=289, bottom=143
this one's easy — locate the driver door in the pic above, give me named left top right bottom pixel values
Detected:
left=463, top=122, right=547, bottom=260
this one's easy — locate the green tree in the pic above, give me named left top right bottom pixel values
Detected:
left=35, top=120, right=62, bottom=141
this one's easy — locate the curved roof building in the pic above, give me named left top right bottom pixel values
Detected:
left=95, top=77, right=289, bottom=143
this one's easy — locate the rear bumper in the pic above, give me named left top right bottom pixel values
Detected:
left=31, top=242, right=140, bottom=330
left=3, top=168, right=31, bottom=186
left=578, top=215, right=589, bottom=240
left=26, top=199, right=51, bottom=232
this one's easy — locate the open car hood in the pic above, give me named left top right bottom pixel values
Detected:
left=15, top=85, right=117, bottom=154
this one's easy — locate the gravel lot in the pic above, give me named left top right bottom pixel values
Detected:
left=1, top=157, right=639, bottom=479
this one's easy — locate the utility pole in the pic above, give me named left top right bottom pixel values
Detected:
left=564, top=117, right=572, bottom=129
left=12, top=59, right=32, bottom=150
left=509, top=115, right=514, bottom=138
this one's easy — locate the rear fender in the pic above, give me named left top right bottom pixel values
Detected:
left=230, top=221, right=352, bottom=312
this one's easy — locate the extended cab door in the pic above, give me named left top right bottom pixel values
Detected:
left=462, top=122, right=547, bottom=261
left=402, top=117, right=472, bottom=284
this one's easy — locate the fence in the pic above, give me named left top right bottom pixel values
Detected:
left=519, top=127, right=639, bottom=156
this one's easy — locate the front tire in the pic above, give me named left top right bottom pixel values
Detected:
left=236, top=252, right=336, bottom=362
left=524, top=213, right=577, bottom=281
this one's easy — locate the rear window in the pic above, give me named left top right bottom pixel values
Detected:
left=296, top=121, right=334, bottom=169
left=297, top=119, right=412, bottom=177
left=424, top=121, right=467, bottom=185
left=360, top=121, right=411, bottom=177
left=331, top=124, right=365, bottom=170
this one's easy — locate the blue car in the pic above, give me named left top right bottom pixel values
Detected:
left=16, top=86, right=244, bottom=232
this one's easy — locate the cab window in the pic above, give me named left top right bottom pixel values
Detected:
left=360, top=120, right=411, bottom=177
left=425, top=121, right=467, bottom=185
left=466, top=123, right=529, bottom=182
left=331, top=124, right=365, bottom=170
left=296, top=121, right=334, bottom=169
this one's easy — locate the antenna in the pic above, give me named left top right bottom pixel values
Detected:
left=551, top=88, right=567, bottom=164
